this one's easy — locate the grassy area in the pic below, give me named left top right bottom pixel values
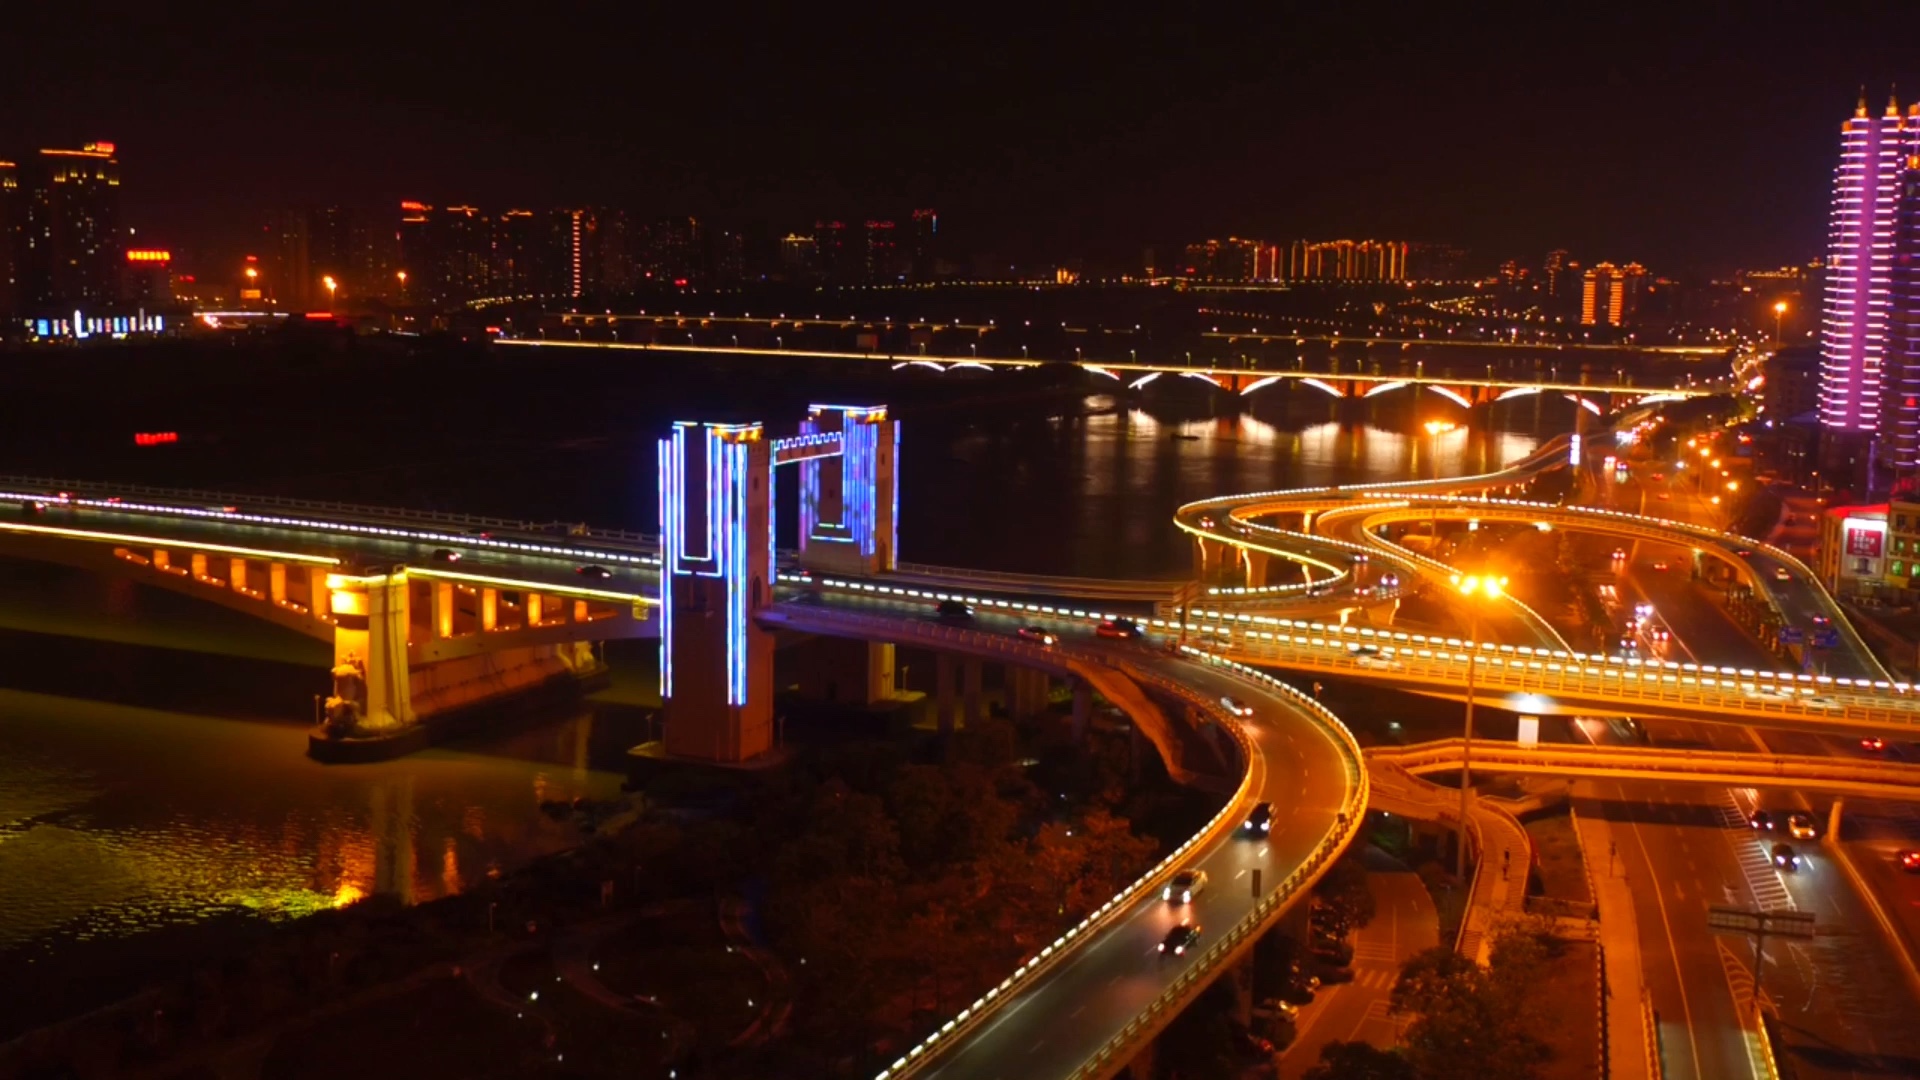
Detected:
left=497, top=950, right=675, bottom=1072
left=591, top=916, right=767, bottom=1054
left=261, top=979, right=540, bottom=1080
left=1525, top=811, right=1592, bottom=905
left=1530, top=938, right=1603, bottom=1080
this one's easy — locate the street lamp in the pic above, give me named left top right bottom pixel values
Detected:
left=1773, top=300, right=1788, bottom=345
left=396, top=269, right=408, bottom=295
left=1451, top=572, right=1506, bottom=881
left=323, top=275, right=338, bottom=305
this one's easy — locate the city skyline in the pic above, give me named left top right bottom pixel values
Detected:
left=6, top=4, right=1919, bottom=277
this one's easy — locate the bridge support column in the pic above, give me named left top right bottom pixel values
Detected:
left=1071, top=679, right=1092, bottom=741
left=1827, top=797, right=1844, bottom=843
left=797, top=637, right=897, bottom=705
left=935, top=653, right=957, bottom=735
left=308, top=567, right=331, bottom=620
left=433, top=581, right=455, bottom=639
left=797, top=404, right=898, bottom=576
left=525, top=592, right=544, bottom=627
left=229, top=558, right=248, bottom=595
left=480, top=588, right=497, bottom=631
left=1244, top=548, right=1271, bottom=589
left=326, top=569, right=414, bottom=734
left=269, top=562, right=287, bottom=605
left=1007, top=667, right=1049, bottom=718
left=963, top=659, right=984, bottom=727
left=659, top=421, right=775, bottom=763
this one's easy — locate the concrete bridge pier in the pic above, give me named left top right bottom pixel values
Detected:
left=1005, top=667, right=1051, bottom=718
left=963, top=658, right=984, bottom=728
left=936, top=653, right=958, bottom=735
left=1244, top=548, right=1271, bottom=589
left=1827, top=797, right=1845, bottom=843
left=796, top=636, right=897, bottom=705
left=1071, top=679, right=1092, bottom=741
left=327, top=568, right=415, bottom=734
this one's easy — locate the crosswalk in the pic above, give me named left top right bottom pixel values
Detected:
left=1344, top=965, right=1400, bottom=991
left=1714, top=791, right=1797, bottom=911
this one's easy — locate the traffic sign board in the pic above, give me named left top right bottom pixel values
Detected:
left=1778, top=627, right=1805, bottom=645
left=1707, top=906, right=1815, bottom=939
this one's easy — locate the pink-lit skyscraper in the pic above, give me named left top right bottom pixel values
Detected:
left=1819, top=94, right=1920, bottom=436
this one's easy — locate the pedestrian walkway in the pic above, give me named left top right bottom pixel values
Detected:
left=1365, top=759, right=1529, bottom=964
left=1574, top=801, right=1656, bottom=1080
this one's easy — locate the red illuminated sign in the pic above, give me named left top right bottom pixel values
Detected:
left=134, top=432, right=178, bottom=447
left=1846, top=526, right=1884, bottom=558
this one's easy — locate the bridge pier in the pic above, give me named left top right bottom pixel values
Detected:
left=658, top=421, right=776, bottom=763
left=963, top=658, right=984, bottom=728
left=797, top=404, right=898, bottom=576
left=1006, top=666, right=1051, bottom=718
left=325, top=568, right=415, bottom=734
left=796, top=637, right=898, bottom=705
left=936, top=653, right=957, bottom=735
left=1071, top=679, right=1092, bottom=741
left=1827, top=797, right=1844, bottom=843
left=1244, top=548, right=1271, bottom=589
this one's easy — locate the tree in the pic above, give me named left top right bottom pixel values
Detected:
left=1391, top=945, right=1547, bottom=1080
left=1302, top=1041, right=1416, bottom=1080
left=1314, top=854, right=1378, bottom=930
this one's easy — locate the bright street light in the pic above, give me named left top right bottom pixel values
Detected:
left=1449, top=572, right=1506, bottom=881
left=1773, top=300, right=1788, bottom=345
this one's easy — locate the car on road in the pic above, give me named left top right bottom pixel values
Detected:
left=1356, top=652, right=1402, bottom=670
left=1771, top=842, right=1801, bottom=870
left=1900, top=850, right=1920, bottom=873
left=1774, top=567, right=1792, bottom=582
left=1243, top=801, right=1273, bottom=835
left=1743, top=685, right=1793, bottom=703
left=1862, top=735, right=1886, bottom=753
left=1016, top=625, right=1057, bottom=645
left=575, top=564, right=613, bottom=579
left=1379, top=572, right=1400, bottom=588
left=1198, top=515, right=1215, bottom=528
left=1164, top=868, right=1209, bottom=904
left=1159, top=923, right=1202, bottom=956
left=430, top=548, right=462, bottom=563
left=1351, top=552, right=1369, bottom=564
left=1749, top=809, right=1774, bottom=831
left=1650, top=560, right=1670, bottom=572
left=935, top=599, right=973, bottom=622
left=1307, top=584, right=1332, bottom=597
left=1656, top=492, right=1671, bottom=501
left=1648, top=627, right=1670, bottom=644
left=1735, top=548, right=1753, bottom=558
left=1349, top=643, right=1381, bottom=656
left=1220, top=696, right=1253, bottom=718
left=1235, top=1030, right=1277, bottom=1058
left=1095, top=617, right=1142, bottom=640
left=1786, top=812, right=1817, bottom=840
left=1611, top=547, right=1627, bottom=561
left=1804, top=695, right=1841, bottom=710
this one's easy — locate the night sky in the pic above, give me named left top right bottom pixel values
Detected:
left=7, top=3, right=1919, bottom=274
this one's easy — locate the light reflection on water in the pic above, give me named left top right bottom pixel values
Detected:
left=0, top=686, right=619, bottom=956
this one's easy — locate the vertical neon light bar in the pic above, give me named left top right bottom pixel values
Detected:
left=659, top=422, right=762, bottom=706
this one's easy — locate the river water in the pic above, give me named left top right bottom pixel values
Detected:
left=0, top=367, right=1565, bottom=1021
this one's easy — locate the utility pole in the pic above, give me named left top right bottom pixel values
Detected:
left=1707, top=906, right=1815, bottom=1016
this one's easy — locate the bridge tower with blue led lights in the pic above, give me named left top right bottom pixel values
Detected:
left=658, top=421, right=776, bottom=762
left=798, top=404, right=898, bottom=576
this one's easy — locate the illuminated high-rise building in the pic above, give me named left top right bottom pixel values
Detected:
left=1544, top=249, right=1570, bottom=297
left=1882, top=144, right=1920, bottom=468
left=1820, top=95, right=1920, bottom=435
left=1579, top=261, right=1646, bottom=327
left=21, top=142, right=122, bottom=310
left=909, top=208, right=939, bottom=280
left=0, top=160, right=18, bottom=316
left=1284, top=239, right=1406, bottom=281
left=863, top=220, right=897, bottom=282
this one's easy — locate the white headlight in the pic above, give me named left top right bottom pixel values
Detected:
left=1182, top=890, right=1192, bottom=902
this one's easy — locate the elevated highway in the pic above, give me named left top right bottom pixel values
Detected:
left=1370, top=737, right=1920, bottom=802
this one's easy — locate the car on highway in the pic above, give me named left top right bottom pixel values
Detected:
left=1349, top=643, right=1380, bottom=656
left=1164, top=868, right=1208, bottom=904
left=1220, top=696, right=1253, bottom=718
left=1095, top=617, right=1142, bottom=640
left=1743, top=685, right=1793, bottom=703
left=1379, top=572, right=1400, bottom=588
left=1899, top=850, right=1920, bottom=873
left=1236, top=1030, right=1277, bottom=1059
left=1351, top=552, right=1369, bottom=564
left=1786, top=812, right=1817, bottom=840
left=1648, top=627, right=1670, bottom=644
left=1771, top=842, right=1801, bottom=871
left=1243, top=801, right=1273, bottom=835
left=1611, top=547, right=1627, bottom=561
left=575, top=564, right=613, bottom=579
left=1749, top=809, right=1774, bottom=831
left=1307, top=583, right=1332, bottom=597
left=1656, top=492, right=1670, bottom=501
left=1198, top=515, right=1215, bottom=528
left=1862, top=735, right=1886, bottom=753
left=1159, top=923, right=1202, bottom=956
left=1801, top=694, right=1841, bottom=710
left=1016, top=626, right=1057, bottom=645
left=1355, top=652, right=1402, bottom=671
left=430, top=548, right=462, bottom=563
left=1735, top=548, right=1753, bottom=558
left=935, top=599, right=973, bottom=622
left=1650, top=560, right=1670, bottom=572
left=1774, top=567, right=1792, bottom=582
